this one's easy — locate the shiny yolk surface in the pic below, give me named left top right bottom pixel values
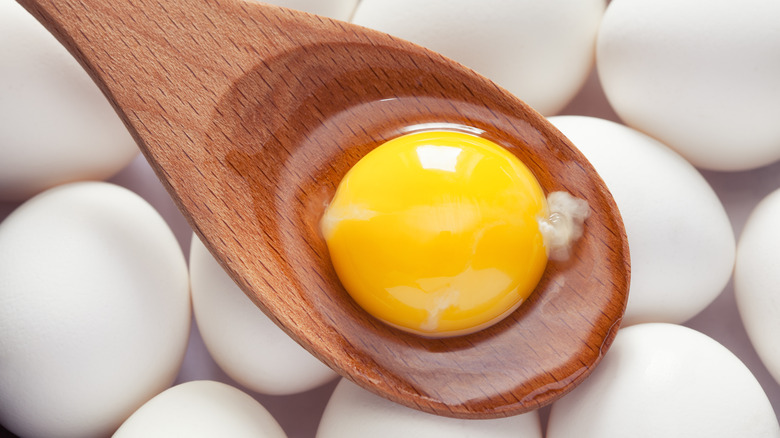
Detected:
left=320, top=130, right=549, bottom=338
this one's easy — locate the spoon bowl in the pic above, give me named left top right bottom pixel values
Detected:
left=18, top=0, right=629, bottom=418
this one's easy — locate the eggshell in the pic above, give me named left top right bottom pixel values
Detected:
left=259, top=0, right=358, bottom=20
left=317, top=379, right=542, bottom=438
left=114, top=380, right=287, bottom=438
left=351, top=0, right=605, bottom=116
left=597, top=0, right=780, bottom=171
left=735, top=188, right=780, bottom=386
left=547, top=323, right=780, bottom=438
left=190, top=234, right=338, bottom=395
left=0, top=182, right=190, bottom=438
left=0, top=1, right=138, bottom=201
left=549, top=116, right=735, bottom=325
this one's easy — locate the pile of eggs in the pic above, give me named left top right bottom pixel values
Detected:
left=2, top=0, right=779, bottom=436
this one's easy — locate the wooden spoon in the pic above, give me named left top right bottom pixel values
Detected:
left=18, top=0, right=630, bottom=418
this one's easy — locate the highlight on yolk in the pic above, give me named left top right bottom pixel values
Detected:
left=320, top=129, right=581, bottom=338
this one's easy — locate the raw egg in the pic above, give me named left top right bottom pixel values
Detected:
left=318, top=378, right=543, bottom=437
left=351, top=0, right=606, bottom=116
left=547, top=324, right=780, bottom=437
left=321, top=130, right=577, bottom=338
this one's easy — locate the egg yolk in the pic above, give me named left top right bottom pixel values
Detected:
left=320, top=130, right=549, bottom=338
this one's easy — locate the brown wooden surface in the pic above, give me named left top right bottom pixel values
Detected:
left=17, top=0, right=630, bottom=418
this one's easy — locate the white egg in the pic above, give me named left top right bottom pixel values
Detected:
left=114, top=380, right=287, bottom=438
left=735, top=188, right=780, bottom=386
left=258, top=0, right=358, bottom=20
left=0, top=182, right=190, bottom=438
left=190, top=234, right=338, bottom=395
left=317, top=379, right=542, bottom=438
left=0, top=1, right=138, bottom=201
left=547, top=323, right=780, bottom=438
left=549, top=116, right=735, bottom=325
left=351, top=0, right=605, bottom=116
left=597, top=0, right=780, bottom=171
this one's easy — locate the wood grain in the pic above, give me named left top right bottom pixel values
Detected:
left=17, top=0, right=630, bottom=418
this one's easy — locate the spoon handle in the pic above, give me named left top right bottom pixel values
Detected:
left=14, top=0, right=386, bottom=270
left=14, top=0, right=357, bottom=346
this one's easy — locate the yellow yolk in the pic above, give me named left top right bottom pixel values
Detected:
left=320, top=130, right=549, bottom=338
